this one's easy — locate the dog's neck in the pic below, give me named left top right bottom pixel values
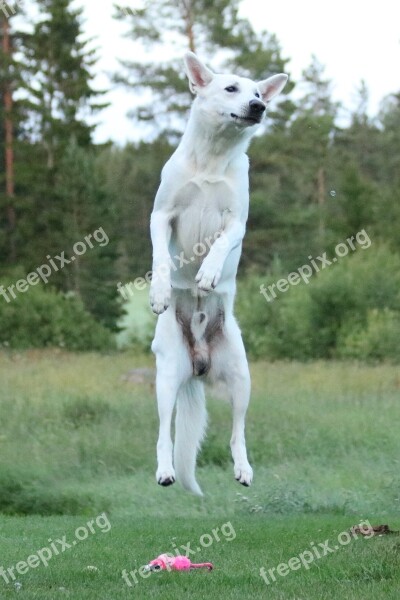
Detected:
left=178, top=105, right=255, bottom=176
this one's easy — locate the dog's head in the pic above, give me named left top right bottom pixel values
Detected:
left=184, top=52, right=288, bottom=129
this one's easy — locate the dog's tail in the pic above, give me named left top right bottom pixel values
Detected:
left=174, top=378, right=207, bottom=496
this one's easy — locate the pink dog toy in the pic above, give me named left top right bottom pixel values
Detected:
left=145, top=553, right=213, bottom=572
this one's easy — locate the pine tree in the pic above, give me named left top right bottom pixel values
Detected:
left=378, top=92, right=400, bottom=184
left=334, top=81, right=382, bottom=182
left=289, top=56, right=338, bottom=248
left=16, top=0, right=108, bottom=267
left=372, top=91, right=400, bottom=252
left=114, top=0, right=293, bottom=138
left=23, top=0, right=106, bottom=167
left=55, top=141, right=121, bottom=330
left=4, top=1, right=120, bottom=329
left=241, top=58, right=338, bottom=270
left=97, top=137, right=173, bottom=282
left=0, top=11, right=23, bottom=265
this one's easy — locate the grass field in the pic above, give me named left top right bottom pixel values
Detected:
left=0, top=351, right=399, bottom=598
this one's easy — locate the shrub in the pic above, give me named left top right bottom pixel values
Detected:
left=338, top=309, right=400, bottom=362
left=236, top=245, right=400, bottom=361
left=0, top=273, right=114, bottom=351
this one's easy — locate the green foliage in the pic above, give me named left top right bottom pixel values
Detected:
left=96, top=139, right=172, bottom=281
left=236, top=273, right=316, bottom=360
left=329, top=163, right=376, bottom=236
left=1, top=0, right=400, bottom=352
left=373, top=185, right=400, bottom=254
left=245, top=58, right=338, bottom=270
left=0, top=274, right=114, bottom=350
left=338, top=309, right=400, bottom=363
left=18, top=0, right=110, bottom=260
left=54, top=141, right=122, bottom=330
left=1, top=2, right=119, bottom=332
left=237, top=246, right=400, bottom=361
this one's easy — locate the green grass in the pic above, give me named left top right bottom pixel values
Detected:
left=0, top=351, right=400, bottom=598
left=1, top=515, right=399, bottom=599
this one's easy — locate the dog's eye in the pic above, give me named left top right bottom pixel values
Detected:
left=225, top=85, right=238, bottom=93
left=255, top=92, right=260, bottom=98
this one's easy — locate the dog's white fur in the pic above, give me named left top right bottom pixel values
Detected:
left=150, top=52, right=287, bottom=495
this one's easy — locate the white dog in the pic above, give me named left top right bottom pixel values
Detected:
left=149, top=52, right=287, bottom=495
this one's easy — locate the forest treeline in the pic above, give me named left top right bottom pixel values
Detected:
left=1, top=0, right=399, bottom=358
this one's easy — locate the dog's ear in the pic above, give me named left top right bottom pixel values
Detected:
left=257, top=74, right=288, bottom=102
left=184, top=52, right=214, bottom=94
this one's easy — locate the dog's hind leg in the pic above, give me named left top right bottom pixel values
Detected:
left=214, top=314, right=253, bottom=487
left=152, top=308, right=192, bottom=487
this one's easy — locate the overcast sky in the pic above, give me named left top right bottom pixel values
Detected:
left=77, top=0, right=400, bottom=144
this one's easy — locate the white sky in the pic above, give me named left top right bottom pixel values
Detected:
left=76, top=0, right=400, bottom=144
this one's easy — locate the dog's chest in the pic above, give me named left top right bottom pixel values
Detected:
left=171, top=176, right=233, bottom=256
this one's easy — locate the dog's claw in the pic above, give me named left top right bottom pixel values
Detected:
left=234, top=465, right=253, bottom=487
left=156, top=466, right=176, bottom=487
left=150, top=284, right=171, bottom=314
left=151, top=303, right=169, bottom=315
left=236, top=477, right=250, bottom=487
left=158, top=477, right=175, bottom=486
left=195, top=265, right=222, bottom=292
left=157, top=470, right=176, bottom=487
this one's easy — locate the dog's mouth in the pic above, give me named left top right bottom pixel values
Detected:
left=230, top=113, right=261, bottom=125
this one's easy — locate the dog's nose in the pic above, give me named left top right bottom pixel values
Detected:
left=249, top=99, right=265, bottom=114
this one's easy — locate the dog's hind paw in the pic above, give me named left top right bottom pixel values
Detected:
left=158, top=476, right=175, bottom=487
left=156, top=469, right=176, bottom=487
left=234, top=465, right=253, bottom=487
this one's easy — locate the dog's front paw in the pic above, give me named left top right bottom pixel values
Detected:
left=234, top=463, right=253, bottom=487
left=195, top=262, right=222, bottom=292
left=150, top=283, right=171, bottom=314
